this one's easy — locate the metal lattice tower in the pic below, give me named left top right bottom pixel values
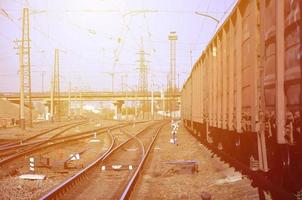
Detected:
left=137, top=38, right=149, bottom=119
left=138, top=39, right=148, bottom=93
left=19, top=8, right=32, bottom=128
left=168, top=32, right=177, bottom=93
left=168, top=32, right=177, bottom=118
left=50, top=49, right=60, bottom=121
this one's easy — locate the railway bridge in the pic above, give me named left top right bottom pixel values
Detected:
left=2, top=91, right=181, bottom=102
left=1, top=91, right=181, bottom=121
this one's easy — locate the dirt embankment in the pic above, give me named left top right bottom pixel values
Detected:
left=0, top=98, right=38, bottom=119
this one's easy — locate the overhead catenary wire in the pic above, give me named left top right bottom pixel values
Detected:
left=0, top=0, right=236, bottom=93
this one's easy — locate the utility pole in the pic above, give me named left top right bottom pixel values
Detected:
left=125, top=90, right=128, bottom=120
left=41, top=71, right=45, bottom=94
left=80, top=92, right=83, bottom=117
left=123, top=75, right=128, bottom=120
left=161, top=89, right=165, bottom=120
left=137, top=38, right=149, bottom=120
left=16, top=8, right=32, bottom=128
left=68, top=81, right=71, bottom=119
left=177, top=73, right=180, bottom=91
left=121, top=75, right=124, bottom=92
left=166, top=74, right=169, bottom=118
left=50, top=72, right=54, bottom=121
left=168, top=32, right=177, bottom=119
left=151, top=82, right=154, bottom=120
left=18, top=48, right=25, bottom=129
left=50, top=49, right=60, bottom=122
left=55, top=50, right=61, bottom=121
left=135, top=86, right=138, bottom=120
left=111, top=73, right=114, bottom=93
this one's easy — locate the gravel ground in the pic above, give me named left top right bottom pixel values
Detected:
left=0, top=121, right=151, bottom=200
left=131, top=122, right=260, bottom=200
left=60, top=121, right=156, bottom=200
left=0, top=121, right=260, bottom=200
left=0, top=121, right=78, bottom=140
left=0, top=119, right=117, bottom=141
left=0, top=120, right=119, bottom=200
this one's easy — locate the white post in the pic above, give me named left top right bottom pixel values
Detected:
left=29, top=157, right=35, bottom=172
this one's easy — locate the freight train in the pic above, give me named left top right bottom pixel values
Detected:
left=181, top=0, right=301, bottom=198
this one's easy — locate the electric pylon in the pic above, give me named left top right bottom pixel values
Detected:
left=17, top=8, right=32, bottom=129
left=137, top=38, right=149, bottom=119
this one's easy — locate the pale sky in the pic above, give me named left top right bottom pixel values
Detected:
left=0, top=0, right=237, bottom=93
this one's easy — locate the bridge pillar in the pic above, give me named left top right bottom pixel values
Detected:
left=113, top=100, right=124, bottom=120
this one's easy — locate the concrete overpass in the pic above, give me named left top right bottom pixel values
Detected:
left=2, top=91, right=181, bottom=103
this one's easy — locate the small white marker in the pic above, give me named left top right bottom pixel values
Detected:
left=101, top=166, right=106, bottom=171
left=112, top=164, right=122, bottom=170
left=70, top=153, right=80, bottom=160
left=70, top=154, right=74, bottom=160
left=19, top=174, right=46, bottom=180
left=129, top=165, right=133, bottom=170
left=29, top=157, right=35, bottom=172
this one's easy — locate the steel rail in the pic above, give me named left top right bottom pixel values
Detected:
left=39, top=121, right=157, bottom=200
left=121, top=128, right=146, bottom=157
left=0, top=121, right=134, bottom=159
left=0, top=120, right=87, bottom=148
left=119, top=122, right=166, bottom=200
left=100, top=122, right=157, bottom=162
left=0, top=123, right=83, bottom=162
left=39, top=129, right=116, bottom=200
left=0, top=123, right=128, bottom=166
left=0, top=122, right=118, bottom=152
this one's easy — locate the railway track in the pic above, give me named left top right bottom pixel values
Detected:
left=0, top=121, right=152, bottom=200
left=0, top=121, right=129, bottom=167
left=0, top=121, right=88, bottom=161
left=0, top=120, right=87, bottom=149
left=39, top=121, right=166, bottom=200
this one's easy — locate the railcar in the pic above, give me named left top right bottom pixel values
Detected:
left=182, top=0, right=301, bottom=197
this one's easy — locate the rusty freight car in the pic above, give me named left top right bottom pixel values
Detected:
left=183, top=0, right=261, bottom=167
left=182, top=0, right=301, bottom=198
left=260, top=0, right=302, bottom=195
